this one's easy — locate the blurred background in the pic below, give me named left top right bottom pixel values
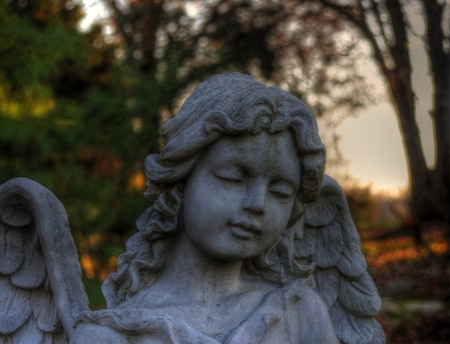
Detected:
left=0, top=0, right=448, bottom=342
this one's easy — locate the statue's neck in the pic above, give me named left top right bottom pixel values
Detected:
left=155, top=231, right=245, bottom=301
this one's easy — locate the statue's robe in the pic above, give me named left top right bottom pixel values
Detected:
left=71, top=279, right=338, bottom=344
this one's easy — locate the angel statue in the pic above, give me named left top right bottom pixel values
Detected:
left=0, top=73, right=384, bottom=344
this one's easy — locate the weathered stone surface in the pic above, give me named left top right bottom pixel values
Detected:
left=1, top=73, right=384, bottom=344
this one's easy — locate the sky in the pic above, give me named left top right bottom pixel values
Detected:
left=79, top=0, right=438, bottom=195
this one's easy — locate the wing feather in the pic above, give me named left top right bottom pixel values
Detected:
left=296, top=175, right=385, bottom=344
left=0, top=178, right=89, bottom=343
left=329, top=301, right=376, bottom=344
left=304, top=196, right=337, bottom=227
left=0, top=275, right=32, bottom=335
left=339, top=271, right=381, bottom=317
left=293, top=226, right=316, bottom=258
left=311, top=221, right=343, bottom=268
left=370, top=320, right=386, bottom=344
left=32, top=288, right=62, bottom=333
left=313, top=267, right=339, bottom=309
left=0, top=195, right=32, bottom=228
left=10, top=233, right=46, bottom=289
left=0, top=224, right=25, bottom=275
left=11, top=317, right=44, bottom=344
left=335, top=208, right=367, bottom=278
left=336, top=241, right=367, bottom=279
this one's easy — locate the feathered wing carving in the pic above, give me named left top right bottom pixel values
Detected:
left=295, top=175, right=385, bottom=344
left=0, top=178, right=89, bottom=343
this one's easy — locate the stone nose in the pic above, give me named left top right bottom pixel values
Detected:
left=242, top=179, right=266, bottom=216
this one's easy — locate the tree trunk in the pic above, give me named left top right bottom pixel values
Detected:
left=382, top=0, right=449, bottom=237
left=108, top=0, right=163, bottom=74
left=334, top=0, right=449, bottom=237
left=423, top=0, right=450, bottom=227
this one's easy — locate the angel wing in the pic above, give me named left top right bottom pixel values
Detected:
left=0, top=178, right=89, bottom=343
left=294, top=175, right=385, bottom=344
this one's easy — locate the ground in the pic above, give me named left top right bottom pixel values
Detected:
left=361, top=226, right=449, bottom=344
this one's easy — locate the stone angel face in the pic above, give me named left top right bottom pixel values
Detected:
left=0, top=73, right=385, bottom=344
left=182, top=130, right=301, bottom=261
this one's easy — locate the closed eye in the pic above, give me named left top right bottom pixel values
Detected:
left=269, top=183, right=295, bottom=199
left=213, top=173, right=243, bottom=183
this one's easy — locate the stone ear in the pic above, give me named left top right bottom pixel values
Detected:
left=287, top=198, right=304, bottom=228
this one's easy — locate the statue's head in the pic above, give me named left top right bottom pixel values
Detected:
left=144, top=72, right=325, bottom=221
left=103, top=73, right=326, bottom=307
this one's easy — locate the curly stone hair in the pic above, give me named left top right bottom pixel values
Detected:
left=102, top=73, right=326, bottom=308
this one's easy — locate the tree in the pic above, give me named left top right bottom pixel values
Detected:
left=315, top=0, right=449, bottom=238
left=106, top=0, right=449, bottom=239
